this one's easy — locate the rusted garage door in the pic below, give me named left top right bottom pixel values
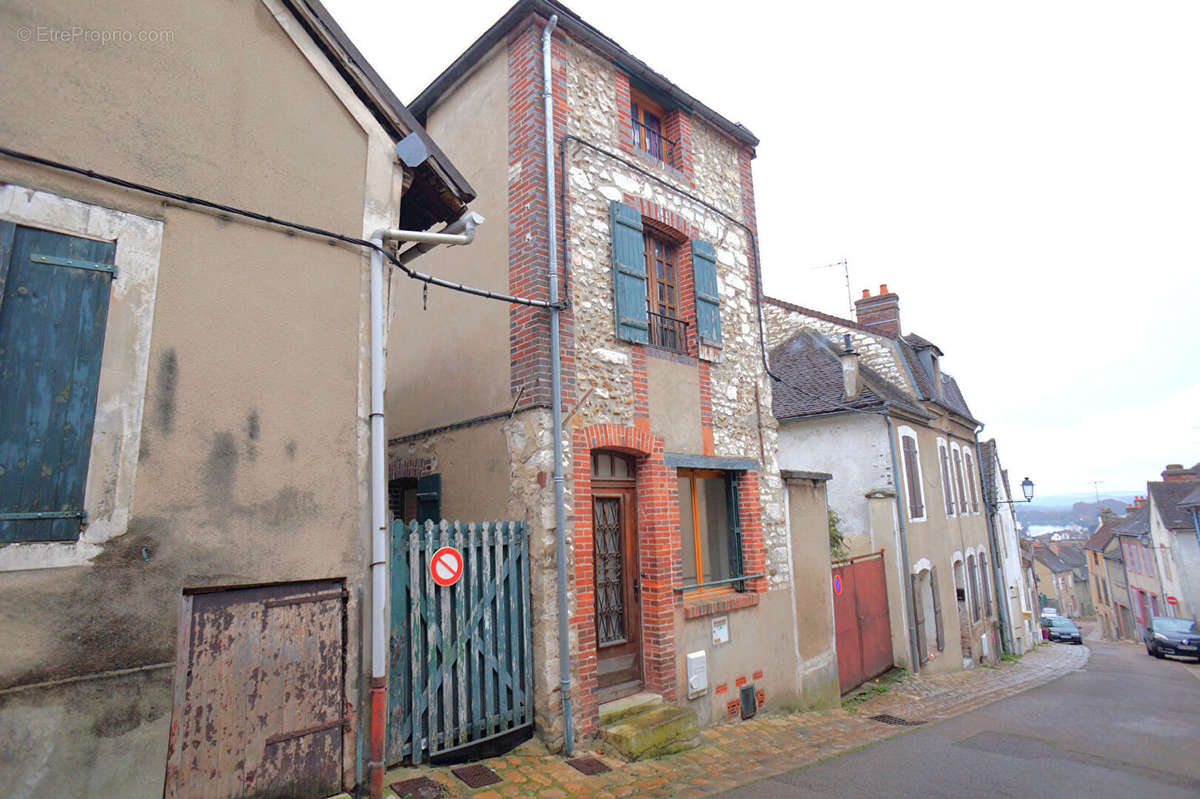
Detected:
left=832, top=551, right=893, bottom=694
left=165, top=580, right=346, bottom=799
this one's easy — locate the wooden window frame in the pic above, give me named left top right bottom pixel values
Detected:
left=900, top=432, right=925, bottom=520
left=964, top=450, right=979, bottom=513
left=642, top=226, right=679, bottom=320
left=630, top=88, right=667, bottom=161
left=678, top=468, right=744, bottom=598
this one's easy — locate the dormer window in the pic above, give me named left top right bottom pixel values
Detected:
left=630, top=89, right=672, bottom=163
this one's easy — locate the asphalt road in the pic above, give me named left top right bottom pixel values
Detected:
left=715, top=635, right=1200, bottom=799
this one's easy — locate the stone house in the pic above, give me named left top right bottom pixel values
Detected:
left=0, top=1, right=475, bottom=796
left=1032, top=543, right=1080, bottom=616
left=979, top=440, right=1039, bottom=653
left=1145, top=464, right=1200, bottom=619
left=765, top=287, right=1001, bottom=675
left=1084, top=512, right=1125, bottom=639
left=1053, top=543, right=1093, bottom=617
left=1113, top=499, right=1166, bottom=629
left=387, top=0, right=837, bottom=755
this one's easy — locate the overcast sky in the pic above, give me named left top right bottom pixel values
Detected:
left=325, top=0, right=1200, bottom=497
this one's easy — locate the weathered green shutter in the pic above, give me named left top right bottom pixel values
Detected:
left=691, top=239, right=721, bottom=344
left=416, top=473, right=441, bottom=524
left=725, top=472, right=745, bottom=591
left=0, top=224, right=115, bottom=543
left=609, top=201, right=648, bottom=343
left=930, top=566, right=945, bottom=651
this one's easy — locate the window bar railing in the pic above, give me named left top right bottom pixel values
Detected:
left=675, top=573, right=766, bottom=592
left=631, top=121, right=678, bottom=165
left=647, top=310, right=689, bottom=354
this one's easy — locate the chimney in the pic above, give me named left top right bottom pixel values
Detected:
left=854, top=284, right=901, bottom=337
left=1161, top=463, right=1197, bottom=483
left=839, top=334, right=860, bottom=398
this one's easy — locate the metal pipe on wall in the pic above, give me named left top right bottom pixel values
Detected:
left=541, top=12, right=574, bottom=756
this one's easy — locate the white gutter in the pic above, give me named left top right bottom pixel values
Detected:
left=367, top=209, right=482, bottom=799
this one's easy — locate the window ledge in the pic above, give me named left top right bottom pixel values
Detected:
left=683, top=591, right=759, bottom=619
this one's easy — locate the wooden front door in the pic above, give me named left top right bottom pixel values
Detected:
left=593, top=487, right=641, bottom=702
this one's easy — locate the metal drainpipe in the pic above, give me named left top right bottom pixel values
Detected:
left=883, top=408, right=922, bottom=673
left=542, top=13, right=574, bottom=756
left=975, top=430, right=1013, bottom=655
left=367, top=212, right=482, bottom=799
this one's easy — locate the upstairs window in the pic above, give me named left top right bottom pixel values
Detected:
left=964, top=450, right=979, bottom=513
left=952, top=448, right=969, bottom=515
left=900, top=432, right=925, bottom=520
left=630, top=89, right=671, bottom=163
left=643, top=228, right=683, bottom=352
left=938, top=443, right=955, bottom=517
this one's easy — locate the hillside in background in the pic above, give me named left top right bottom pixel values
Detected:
left=1015, top=496, right=1136, bottom=530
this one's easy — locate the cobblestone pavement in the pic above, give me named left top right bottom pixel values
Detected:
left=382, top=642, right=1088, bottom=799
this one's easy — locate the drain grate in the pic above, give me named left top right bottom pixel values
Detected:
left=869, top=713, right=926, bottom=727
left=389, top=776, right=448, bottom=799
left=451, top=764, right=503, bottom=788
left=567, top=756, right=612, bottom=775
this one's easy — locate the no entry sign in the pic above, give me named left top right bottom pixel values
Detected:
left=832, top=574, right=843, bottom=596
left=430, top=546, right=464, bottom=588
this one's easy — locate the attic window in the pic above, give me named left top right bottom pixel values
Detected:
left=630, top=89, right=675, bottom=164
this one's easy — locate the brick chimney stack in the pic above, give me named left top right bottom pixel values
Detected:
left=1161, top=463, right=1198, bottom=482
left=854, top=284, right=901, bottom=337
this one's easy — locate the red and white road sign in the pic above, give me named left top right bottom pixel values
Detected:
left=430, top=546, right=464, bottom=588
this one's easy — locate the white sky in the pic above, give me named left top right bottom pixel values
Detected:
left=324, top=0, right=1200, bottom=497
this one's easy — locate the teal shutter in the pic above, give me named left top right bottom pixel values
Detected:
left=0, top=224, right=115, bottom=543
left=725, top=473, right=745, bottom=591
left=609, top=201, right=648, bottom=343
left=416, top=473, right=441, bottom=524
left=691, top=239, right=721, bottom=344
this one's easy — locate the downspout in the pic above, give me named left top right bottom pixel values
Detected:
left=975, top=430, right=1013, bottom=655
left=542, top=13, right=574, bottom=756
left=883, top=407, right=922, bottom=673
left=367, top=210, right=482, bottom=799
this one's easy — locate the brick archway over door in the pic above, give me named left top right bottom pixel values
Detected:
left=571, top=424, right=677, bottom=739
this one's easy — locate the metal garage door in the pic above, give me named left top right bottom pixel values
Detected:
left=832, top=551, right=893, bottom=694
left=165, top=580, right=346, bottom=798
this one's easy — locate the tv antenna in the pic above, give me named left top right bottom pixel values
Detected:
left=1089, top=480, right=1103, bottom=503
left=812, top=258, right=852, bottom=316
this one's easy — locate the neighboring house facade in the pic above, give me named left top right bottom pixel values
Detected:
left=980, top=440, right=1038, bottom=653
left=387, top=0, right=837, bottom=751
left=766, top=288, right=1000, bottom=674
left=1084, top=513, right=1123, bottom=638
left=1054, top=543, right=1093, bottom=617
left=1113, top=501, right=1164, bottom=629
left=1032, top=544, right=1077, bottom=616
left=0, top=1, right=474, bottom=796
left=1146, top=464, right=1200, bottom=619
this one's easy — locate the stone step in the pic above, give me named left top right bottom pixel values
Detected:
left=601, top=703, right=699, bottom=761
left=598, top=691, right=663, bottom=727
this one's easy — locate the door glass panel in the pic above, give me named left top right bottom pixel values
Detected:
left=594, top=498, right=625, bottom=645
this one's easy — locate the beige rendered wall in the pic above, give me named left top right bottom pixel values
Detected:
left=646, top=357, right=703, bottom=454
left=0, top=0, right=389, bottom=795
left=785, top=478, right=840, bottom=708
left=388, top=42, right=512, bottom=435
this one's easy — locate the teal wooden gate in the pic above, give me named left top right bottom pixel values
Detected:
left=388, top=520, right=532, bottom=763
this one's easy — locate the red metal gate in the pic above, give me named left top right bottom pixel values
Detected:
left=165, top=580, right=346, bottom=798
left=832, top=551, right=893, bottom=694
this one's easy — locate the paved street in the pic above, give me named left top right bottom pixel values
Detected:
left=716, top=635, right=1200, bottom=799
left=382, top=638, right=1118, bottom=798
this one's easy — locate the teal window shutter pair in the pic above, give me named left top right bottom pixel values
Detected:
left=0, top=223, right=115, bottom=543
left=609, top=201, right=722, bottom=346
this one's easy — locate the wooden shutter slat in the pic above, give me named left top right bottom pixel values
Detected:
left=911, top=573, right=927, bottom=663
left=416, top=474, right=441, bottom=524
left=610, top=201, right=648, bottom=343
left=902, top=436, right=923, bottom=518
left=691, top=239, right=721, bottom=344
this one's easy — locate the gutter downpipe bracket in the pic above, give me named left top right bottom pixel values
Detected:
left=367, top=211, right=482, bottom=799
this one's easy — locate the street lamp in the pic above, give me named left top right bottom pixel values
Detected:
left=997, top=477, right=1035, bottom=505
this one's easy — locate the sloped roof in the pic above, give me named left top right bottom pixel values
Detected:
left=903, top=333, right=944, bottom=356
left=286, top=0, right=476, bottom=228
left=1035, top=546, right=1072, bottom=573
left=940, top=374, right=976, bottom=421
left=1148, top=480, right=1200, bottom=530
left=1084, top=514, right=1122, bottom=551
left=769, top=330, right=928, bottom=421
left=1055, top=544, right=1086, bottom=569
left=1113, top=504, right=1150, bottom=537
left=1180, top=485, right=1200, bottom=510
left=410, top=0, right=758, bottom=147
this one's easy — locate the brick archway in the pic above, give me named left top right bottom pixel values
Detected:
left=571, top=424, right=678, bottom=739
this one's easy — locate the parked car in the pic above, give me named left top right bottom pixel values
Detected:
left=1045, top=617, right=1082, bottom=644
left=1142, top=617, right=1200, bottom=661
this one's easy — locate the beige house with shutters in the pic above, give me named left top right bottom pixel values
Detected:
left=768, top=287, right=1001, bottom=676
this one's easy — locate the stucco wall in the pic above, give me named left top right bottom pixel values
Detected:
left=0, top=0, right=399, bottom=795
left=388, top=41, right=512, bottom=435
